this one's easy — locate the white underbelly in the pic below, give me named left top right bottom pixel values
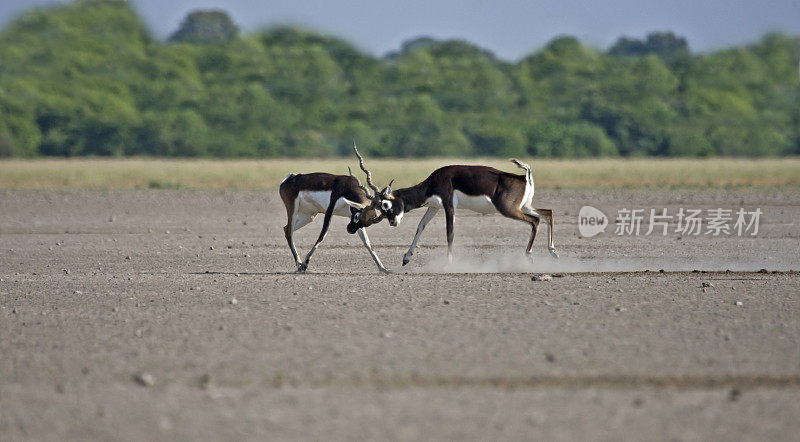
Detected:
left=297, top=190, right=351, bottom=217
left=453, top=190, right=496, bottom=214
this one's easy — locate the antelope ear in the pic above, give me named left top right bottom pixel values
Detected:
left=342, top=198, right=368, bottom=210
left=381, top=180, right=394, bottom=198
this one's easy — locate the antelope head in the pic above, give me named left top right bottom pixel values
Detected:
left=345, top=141, right=394, bottom=233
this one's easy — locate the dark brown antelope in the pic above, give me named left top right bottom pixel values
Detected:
left=279, top=143, right=390, bottom=273
left=373, top=159, right=558, bottom=266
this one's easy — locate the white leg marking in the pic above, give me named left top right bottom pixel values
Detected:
left=404, top=207, right=438, bottom=265
left=358, top=228, right=389, bottom=273
left=288, top=232, right=302, bottom=268
left=289, top=213, right=313, bottom=269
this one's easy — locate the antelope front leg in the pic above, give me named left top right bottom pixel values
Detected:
left=357, top=228, right=390, bottom=273
left=403, top=206, right=438, bottom=266
left=444, top=204, right=455, bottom=264
left=299, top=207, right=334, bottom=272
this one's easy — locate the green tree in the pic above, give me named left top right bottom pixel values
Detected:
left=609, top=31, right=690, bottom=61
left=0, top=1, right=797, bottom=158
left=168, top=10, right=239, bottom=44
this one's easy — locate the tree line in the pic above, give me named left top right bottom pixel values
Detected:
left=0, top=0, right=798, bottom=158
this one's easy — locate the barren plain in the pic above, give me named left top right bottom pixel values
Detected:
left=1, top=188, right=799, bottom=440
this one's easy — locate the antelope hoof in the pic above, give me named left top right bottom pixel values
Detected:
left=549, top=248, right=559, bottom=259
left=298, top=262, right=308, bottom=272
left=379, top=267, right=393, bottom=274
left=402, top=255, right=411, bottom=266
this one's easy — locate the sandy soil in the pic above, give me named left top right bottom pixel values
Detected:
left=1, top=189, right=799, bottom=440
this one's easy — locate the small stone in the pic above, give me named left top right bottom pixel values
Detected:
left=659, top=269, right=665, bottom=273
left=229, top=298, right=238, bottom=305
left=209, top=246, right=214, bottom=250
left=728, top=388, right=741, bottom=401
left=74, top=290, right=82, bottom=295
left=244, top=253, right=250, bottom=258
left=758, top=268, right=768, bottom=273
left=125, top=256, right=131, bottom=260
left=552, top=273, right=565, bottom=278
left=443, top=299, right=450, bottom=305
left=735, top=301, right=743, bottom=306
left=112, top=307, right=118, bottom=312
left=531, top=274, right=553, bottom=282
left=134, top=329, right=143, bottom=337
left=63, top=269, right=70, bottom=275
left=544, top=352, right=555, bottom=363
left=133, top=372, right=155, bottom=387
left=615, top=306, right=626, bottom=312
left=12, top=308, right=18, bottom=314
left=702, top=282, right=713, bottom=288
left=198, top=374, right=212, bottom=390
left=702, top=288, right=707, bottom=293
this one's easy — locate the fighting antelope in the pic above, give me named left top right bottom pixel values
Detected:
left=279, top=143, right=391, bottom=273
left=372, top=159, right=558, bottom=265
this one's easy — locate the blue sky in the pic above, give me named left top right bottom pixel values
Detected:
left=1, top=0, right=798, bottom=60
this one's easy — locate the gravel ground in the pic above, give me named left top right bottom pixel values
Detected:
left=1, top=189, right=798, bottom=441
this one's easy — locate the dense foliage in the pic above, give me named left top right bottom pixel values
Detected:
left=0, top=0, right=798, bottom=158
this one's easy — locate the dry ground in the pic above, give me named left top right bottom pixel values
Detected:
left=1, top=189, right=799, bottom=440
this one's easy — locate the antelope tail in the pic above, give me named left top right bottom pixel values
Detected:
left=510, top=159, right=534, bottom=208
left=280, top=173, right=296, bottom=185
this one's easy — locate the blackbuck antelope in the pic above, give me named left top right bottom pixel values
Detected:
left=279, top=143, right=391, bottom=273
left=373, top=160, right=558, bottom=265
